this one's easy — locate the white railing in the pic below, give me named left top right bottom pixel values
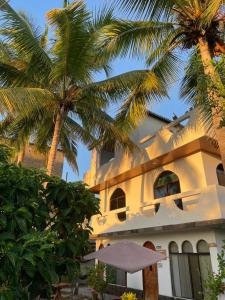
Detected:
left=84, top=109, right=210, bottom=189
left=96, top=206, right=129, bottom=225
left=91, top=185, right=225, bottom=233
left=141, top=189, right=201, bottom=209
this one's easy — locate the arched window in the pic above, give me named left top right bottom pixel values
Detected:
left=182, top=241, right=193, bottom=253
left=197, top=240, right=212, bottom=295
left=197, top=240, right=209, bottom=253
left=154, top=171, right=183, bottom=210
left=110, top=188, right=126, bottom=222
left=99, top=143, right=115, bottom=166
left=110, top=188, right=125, bottom=210
left=169, top=241, right=180, bottom=297
left=216, top=164, right=225, bottom=186
left=170, top=240, right=212, bottom=299
left=169, top=241, right=179, bottom=253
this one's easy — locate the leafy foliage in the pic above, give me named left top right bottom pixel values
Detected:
left=99, top=0, right=225, bottom=117
left=0, top=145, right=99, bottom=299
left=46, top=178, right=100, bottom=282
left=88, top=263, right=109, bottom=299
left=205, top=242, right=225, bottom=300
left=0, top=1, right=168, bottom=175
left=0, top=143, right=13, bottom=163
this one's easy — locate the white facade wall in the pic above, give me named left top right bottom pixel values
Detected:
left=96, top=229, right=225, bottom=297
left=92, top=151, right=224, bottom=237
left=85, top=110, right=225, bottom=299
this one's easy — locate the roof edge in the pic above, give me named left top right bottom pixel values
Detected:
left=147, top=111, right=172, bottom=124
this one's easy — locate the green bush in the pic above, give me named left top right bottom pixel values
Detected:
left=0, top=145, right=100, bottom=299
left=88, top=264, right=108, bottom=300
left=205, top=242, right=225, bottom=300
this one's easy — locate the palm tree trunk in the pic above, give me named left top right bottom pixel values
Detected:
left=17, top=145, right=26, bottom=164
left=198, top=37, right=225, bottom=169
left=47, top=107, right=64, bottom=176
left=17, top=139, right=28, bottom=165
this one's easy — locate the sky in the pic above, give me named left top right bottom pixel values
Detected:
left=9, top=0, right=189, bottom=182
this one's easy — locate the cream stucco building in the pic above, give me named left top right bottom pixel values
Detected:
left=84, top=109, right=225, bottom=300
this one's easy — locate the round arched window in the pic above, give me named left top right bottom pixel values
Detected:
left=169, top=241, right=179, bottom=253
left=197, top=240, right=209, bottom=253
left=110, top=188, right=126, bottom=222
left=182, top=241, right=193, bottom=253
left=216, top=164, right=225, bottom=186
left=154, top=171, right=183, bottom=210
left=110, top=188, right=126, bottom=210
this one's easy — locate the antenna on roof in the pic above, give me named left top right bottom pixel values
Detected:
left=172, top=113, right=178, bottom=120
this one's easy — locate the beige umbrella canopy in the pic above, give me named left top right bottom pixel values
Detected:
left=84, top=240, right=166, bottom=273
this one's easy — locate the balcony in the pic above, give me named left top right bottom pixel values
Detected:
left=84, top=110, right=219, bottom=192
left=90, top=184, right=225, bottom=237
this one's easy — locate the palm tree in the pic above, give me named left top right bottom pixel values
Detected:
left=98, top=0, right=225, bottom=168
left=0, top=0, right=168, bottom=176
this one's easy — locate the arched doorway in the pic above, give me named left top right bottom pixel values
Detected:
left=143, top=241, right=159, bottom=300
left=99, top=243, right=104, bottom=250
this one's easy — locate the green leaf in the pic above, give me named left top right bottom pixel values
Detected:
left=7, top=252, right=16, bottom=267
left=0, top=232, right=15, bottom=240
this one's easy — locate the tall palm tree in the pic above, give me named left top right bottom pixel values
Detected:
left=0, top=0, right=168, bottom=176
left=98, top=0, right=225, bottom=168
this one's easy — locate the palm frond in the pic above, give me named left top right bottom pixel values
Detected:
left=0, top=87, right=55, bottom=114
left=98, top=19, right=174, bottom=59
left=0, top=1, right=51, bottom=70
left=114, top=70, right=167, bottom=127
left=60, top=131, right=78, bottom=172
left=89, top=4, right=114, bottom=32
left=201, top=0, right=224, bottom=25
left=84, top=69, right=166, bottom=103
left=47, top=1, right=92, bottom=84
left=64, top=116, right=97, bottom=147
left=116, top=0, right=173, bottom=20
left=180, top=48, right=208, bottom=103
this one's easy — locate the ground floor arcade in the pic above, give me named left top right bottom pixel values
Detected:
left=94, top=227, right=225, bottom=299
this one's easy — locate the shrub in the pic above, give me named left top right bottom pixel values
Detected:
left=205, top=242, right=225, bottom=300
left=88, top=264, right=108, bottom=300
left=0, top=145, right=100, bottom=299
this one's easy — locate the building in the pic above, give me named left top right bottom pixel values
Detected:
left=20, top=144, right=64, bottom=177
left=84, top=109, right=225, bottom=300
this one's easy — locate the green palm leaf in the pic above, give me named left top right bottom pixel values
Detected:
left=0, top=1, right=51, bottom=70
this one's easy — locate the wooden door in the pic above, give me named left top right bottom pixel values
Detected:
left=143, top=241, right=159, bottom=300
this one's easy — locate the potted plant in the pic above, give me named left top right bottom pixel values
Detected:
left=88, top=264, right=108, bottom=300
left=121, top=292, right=137, bottom=300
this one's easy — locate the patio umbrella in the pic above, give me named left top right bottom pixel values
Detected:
left=84, top=240, right=166, bottom=273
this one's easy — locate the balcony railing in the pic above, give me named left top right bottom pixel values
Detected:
left=91, top=185, right=225, bottom=235
left=141, top=189, right=201, bottom=215
left=84, top=109, right=213, bottom=190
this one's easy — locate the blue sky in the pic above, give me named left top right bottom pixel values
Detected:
left=10, top=0, right=189, bottom=182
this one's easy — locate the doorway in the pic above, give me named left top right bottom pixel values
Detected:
left=143, top=241, right=159, bottom=300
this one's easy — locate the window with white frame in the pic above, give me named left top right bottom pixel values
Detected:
left=169, top=240, right=212, bottom=300
left=154, top=171, right=183, bottom=211
left=110, top=188, right=126, bottom=221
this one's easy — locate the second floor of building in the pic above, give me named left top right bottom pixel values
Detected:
left=90, top=149, right=225, bottom=236
left=83, top=110, right=225, bottom=236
